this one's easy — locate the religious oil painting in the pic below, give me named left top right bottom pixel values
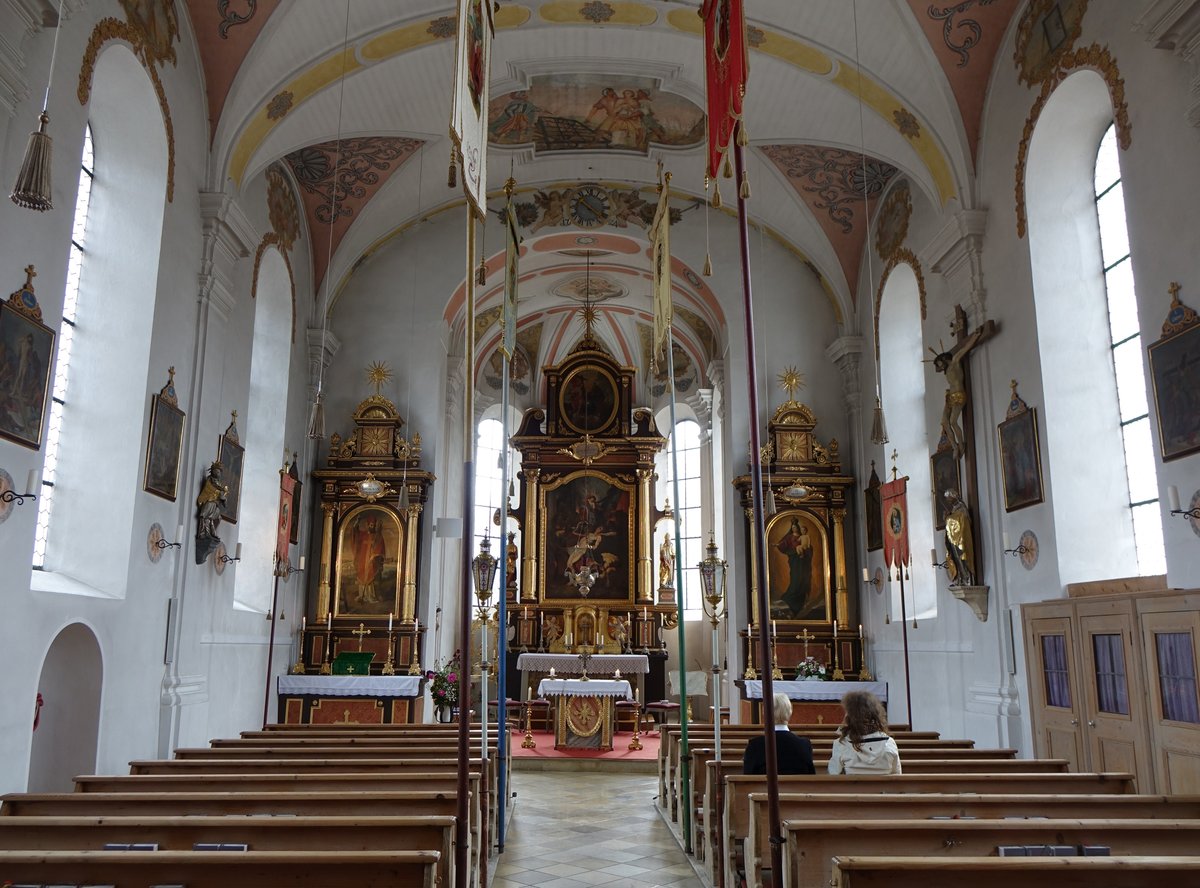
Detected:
left=864, top=463, right=882, bottom=552
left=541, top=471, right=634, bottom=601
left=559, top=366, right=618, bottom=434
left=489, top=73, right=705, bottom=155
left=929, top=444, right=962, bottom=530
left=289, top=477, right=302, bottom=544
left=1149, top=322, right=1200, bottom=461
left=0, top=301, right=54, bottom=450
left=997, top=407, right=1044, bottom=511
left=143, top=393, right=185, bottom=501
left=335, top=505, right=404, bottom=617
left=765, top=510, right=829, bottom=622
left=217, top=434, right=244, bottom=524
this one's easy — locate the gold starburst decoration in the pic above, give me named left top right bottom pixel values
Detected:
left=366, top=361, right=393, bottom=395
left=778, top=366, right=806, bottom=402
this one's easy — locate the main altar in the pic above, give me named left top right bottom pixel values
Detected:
left=537, top=678, right=633, bottom=750
left=503, top=320, right=677, bottom=701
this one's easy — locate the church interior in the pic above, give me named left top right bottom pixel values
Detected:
left=1, top=0, right=1200, bottom=884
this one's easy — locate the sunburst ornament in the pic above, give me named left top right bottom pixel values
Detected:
left=366, top=361, right=393, bottom=395
left=778, top=366, right=806, bottom=402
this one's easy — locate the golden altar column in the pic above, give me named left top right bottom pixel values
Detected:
left=316, top=502, right=335, bottom=617
left=521, top=467, right=539, bottom=602
left=636, top=467, right=654, bottom=603
left=832, top=507, right=849, bottom=631
left=401, top=502, right=422, bottom=622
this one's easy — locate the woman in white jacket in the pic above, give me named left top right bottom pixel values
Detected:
left=827, top=690, right=902, bottom=775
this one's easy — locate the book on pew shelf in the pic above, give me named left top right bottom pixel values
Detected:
left=1081, top=845, right=1111, bottom=856
left=1025, top=845, right=1052, bottom=856
left=1051, top=845, right=1077, bottom=856
left=193, top=842, right=249, bottom=851
left=103, top=842, right=159, bottom=851
left=998, top=845, right=1027, bottom=856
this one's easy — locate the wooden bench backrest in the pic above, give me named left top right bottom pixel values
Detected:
left=828, top=855, right=1200, bottom=888
left=177, top=744, right=497, bottom=758
left=130, top=756, right=483, bottom=774
left=2, top=789, right=459, bottom=817
left=0, top=849, right=441, bottom=888
left=75, top=771, right=480, bottom=794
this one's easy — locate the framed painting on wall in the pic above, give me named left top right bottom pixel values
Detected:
left=1148, top=302, right=1200, bottom=461
left=558, top=366, right=618, bottom=435
left=218, top=413, right=244, bottom=524
left=864, top=461, right=882, bottom=551
left=334, top=504, right=404, bottom=617
left=929, top=441, right=961, bottom=530
left=540, top=470, right=634, bottom=601
left=0, top=298, right=55, bottom=450
left=764, top=510, right=829, bottom=622
left=143, top=369, right=184, bottom=501
left=997, top=382, right=1044, bottom=512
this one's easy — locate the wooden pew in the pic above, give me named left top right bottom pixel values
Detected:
left=744, top=792, right=1200, bottom=888
left=718, top=772, right=1137, bottom=888
left=827, top=855, right=1200, bottom=888
left=0, top=849, right=441, bottom=887
left=0, top=814, right=456, bottom=888
left=2, top=789, right=459, bottom=817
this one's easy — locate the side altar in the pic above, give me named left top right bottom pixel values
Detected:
left=504, top=321, right=675, bottom=702
left=285, top=369, right=433, bottom=724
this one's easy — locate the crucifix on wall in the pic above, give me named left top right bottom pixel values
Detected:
left=928, top=304, right=998, bottom=529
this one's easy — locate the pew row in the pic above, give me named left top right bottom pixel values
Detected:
left=827, top=855, right=1200, bottom=888
left=0, top=849, right=441, bottom=887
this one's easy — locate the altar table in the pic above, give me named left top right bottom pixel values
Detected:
left=277, top=674, right=423, bottom=725
left=537, top=678, right=632, bottom=751
left=738, top=680, right=888, bottom=726
left=518, top=653, right=648, bottom=704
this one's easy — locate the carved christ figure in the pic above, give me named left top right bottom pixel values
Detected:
left=932, top=325, right=984, bottom=457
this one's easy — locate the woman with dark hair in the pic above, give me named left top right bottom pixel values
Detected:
left=743, top=693, right=815, bottom=775
left=827, top=690, right=901, bottom=775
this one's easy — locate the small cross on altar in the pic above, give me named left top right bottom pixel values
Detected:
left=352, top=622, right=372, bottom=651
left=797, top=627, right=812, bottom=658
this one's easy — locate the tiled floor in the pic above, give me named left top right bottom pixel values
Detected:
left=491, top=770, right=704, bottom=888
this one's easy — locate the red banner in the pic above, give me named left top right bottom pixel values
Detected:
left=701, top=0, right=749, bottom=181
left=881, top=476, right=910, bottom=571
left=275, top=468, right=297, bottom=576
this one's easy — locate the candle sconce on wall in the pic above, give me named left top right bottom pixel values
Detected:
left=218, top=543, right=242, bottom=565
left=0, top=468, right=39, bottom=521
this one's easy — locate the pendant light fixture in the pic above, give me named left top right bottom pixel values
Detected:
left=10, top=0, right=67, bottom=211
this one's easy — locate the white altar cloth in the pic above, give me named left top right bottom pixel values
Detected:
left=518, top=653, right=649, bottom=674
left=668, top=670, right=709, bottom=697
left=742, top=680, right=887, bottom=702
left=538, top=678, right=633, bottom=699
left=278, top=675, right=423, bottom=697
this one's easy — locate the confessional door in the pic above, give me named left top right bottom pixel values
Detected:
left=1024, top=604, right=1086, bottom=772
left=1137, top=595, right=1200, bottom=794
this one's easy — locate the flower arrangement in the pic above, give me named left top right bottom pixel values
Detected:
left=426, top=650, right=461, bottom=707
left=794, top=656, right=827, bottom=681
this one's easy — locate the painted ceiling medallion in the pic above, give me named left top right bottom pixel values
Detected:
left=428, top=16, right=456, bottom=38
left=266, top=90, right=293, bottom=121
left=580, top=1, right=615, bottom=23
left=893, top=108, right=921, bottom=139
left=875, top=181, right=912, bottom=259
left=553, top=273, right=626, bottom=303
left=1014, top=0, right=1089, bottom=86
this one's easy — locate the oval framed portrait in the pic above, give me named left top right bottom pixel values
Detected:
left=559, top=366, right=618, bottom=435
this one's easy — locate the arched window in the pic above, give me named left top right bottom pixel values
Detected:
left=658, top=419, right=703, bottom=617
left=32, top=125, right=93, bottom=569
left=1092, top=125, right=1165, bottom=574
left=1026, top=72, right=1163, bottom=581
left=473, top=417, right=517, bottom=597
left=878, top=264, right=936, bottom=620
left=30, top=46, right=169, bottom=596
left=233, top=248, right=293, bottom=611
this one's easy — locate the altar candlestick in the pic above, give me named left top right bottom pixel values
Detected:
left=862, top=567, right=869, bottom=583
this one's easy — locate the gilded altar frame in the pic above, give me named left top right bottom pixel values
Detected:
left=333, top=502, right=406, bottom=618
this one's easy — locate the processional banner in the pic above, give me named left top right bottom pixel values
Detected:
left=500, top=197, right=519, bottom=359
left=275, top=464, right=297, bottom=576
left=880, top=475, right=910, bottom=571
left=450, top=0, right=494, bottom=219
left=650, top=176, right=671, bottom=373
left=700, top=0, right=749, bottom=181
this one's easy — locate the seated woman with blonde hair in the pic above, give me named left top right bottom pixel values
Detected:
left=743, top=692, right=815, bottom=775
left=827, top=690, right=901, bottom=775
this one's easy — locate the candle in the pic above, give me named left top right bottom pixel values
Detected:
left=175, top=523, right=184, bottom=545
left=643, top=607, right=648, bottom=620
left=540, top=612, right=544, bottom=626
left=858, top=623, right=863, bottom=639
left=299, top=556, right=306, bottom=571
left=833, top=622, right=838, bottom=638
left=930, top=548, right=938, bottom=566
left=234, top=542, right=243, bottom=560
left=1168, top=486, right=1181, bottom=512
left=25, top=469, right=36, bottom=495
left=549, top=667, right=556, bottom=677
left=388, top=612, right=393, bottom=632
left=1003, top=531, right=1011, bottom=550
left=771, top=619, right=777, bottom=635
left=635, top=687, right=640, bottom=702
left=302, top=616, right=307, bottom=632
left=862, top=567, right=869, bottom=583
left=326, top=611, right=332, bottom=629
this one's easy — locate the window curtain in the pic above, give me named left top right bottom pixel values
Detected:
left=1092, top=633, right=1129, bottom=715
left=1041, top=634, right=1071, bottom=708
left=1156, top=632, right=1200, bottom=724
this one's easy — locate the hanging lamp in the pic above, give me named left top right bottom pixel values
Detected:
left=10, top=0, right=67, bottom=211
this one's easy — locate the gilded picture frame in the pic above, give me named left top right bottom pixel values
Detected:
left=0, top=301, right=55, bottom=450
left=997, top=406, right=1044, bottom=511
left=559, top=366, right=618, bottom=435
left=540, top=470, right=634, bottom=601
left=764, top=510, right=830, bottom=622
left=1148, top=322, right=1200, bottom=461
left=217, top=434, right=244, bottom=524
left=143, top=393, right=184, bottom=501
left=335, top=503, right=404, bottom=617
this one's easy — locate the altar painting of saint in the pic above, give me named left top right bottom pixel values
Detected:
left=335, top=505, right=403, bottom=616
left=765, top=511, right=829, bottom=621
left=541, top=472, right=633, bottom=600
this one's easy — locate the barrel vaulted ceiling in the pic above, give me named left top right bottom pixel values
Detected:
left=179, top=0, right=1030, bottom=372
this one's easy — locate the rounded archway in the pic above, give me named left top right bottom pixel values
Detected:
left=28, top=623, right=103, bottom=792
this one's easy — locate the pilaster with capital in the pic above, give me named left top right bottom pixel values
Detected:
left=317, top=502, right=335, bottom=618
left=921, top=209, right=988, bottom=325
left=520, top=468, right=539, bottom=602
left=401, top=503, right=422, bottom=622
left=825, top=337, right=864, bottom=418
left=744, top=506, right=760, bottom=628
left=637, top=468, right=655, bottom=603
left=832, top=507, right=849, bottom=630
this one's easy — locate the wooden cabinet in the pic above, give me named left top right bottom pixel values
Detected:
left=1023, top=589, right=1200, bottom=793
